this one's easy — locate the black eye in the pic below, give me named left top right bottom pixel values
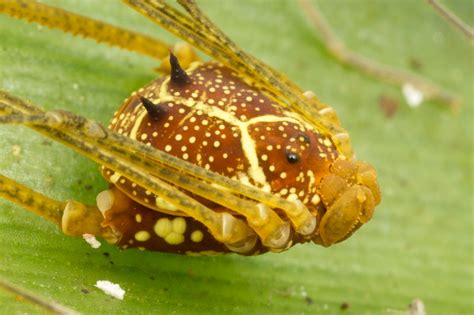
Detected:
left=286, top=152, right=299, bottom=164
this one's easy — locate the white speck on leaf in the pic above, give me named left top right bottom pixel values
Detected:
left=95, top=280, right=125, bottom=300
left=82, top=234, right=101, bottom=249
left=402, top=83, right=424, bottom=107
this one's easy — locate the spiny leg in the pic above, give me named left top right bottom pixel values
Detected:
left=1, top=91, right=317, bottom=246
left=0, top=0, right=169, bottom=60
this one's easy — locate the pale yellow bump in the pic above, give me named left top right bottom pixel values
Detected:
left=175, top=134, right=183, bottom=141
left=165, top=232, right=184, bottom=245
left=261, top=154, right=268, bottom=161
left=246, top=96, right=252, bottom=102
left=202, top=120, right=209, bottom=126
left=191, top=230, right=204, bottom=243
left=172, top=217, right=187, bottom=234
left=154, top=218, right=172, bottom=238
left=280, top=172, right=287, bottom=179
left=213, top=141, right=221, bottom=148
left=181, top=146, right=187, bottom=152
left=165, top=145, right=172, bottom=152
left=152, top=132, right=158, bottom=137
left=135, top=230, right=150, bottom=242
left=223, top=153, right=228, bottom=159
left=164, top=122, right=170, bottom=128
left=269, top=165, right=276, bottom=172
left=182, top=153, right=189, bottom=160
left=189, top=136, right=196, bottom=144
left=145, top=190, right=152, bottom=196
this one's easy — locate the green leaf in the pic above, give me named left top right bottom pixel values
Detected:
left=0, top=1, right=472, bottom=314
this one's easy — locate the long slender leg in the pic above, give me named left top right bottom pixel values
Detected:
left=0, top=0, right=169, bottom=60
left=0, top=97, right=265, bottom=252
left=1, top=91, right=317, bottom=246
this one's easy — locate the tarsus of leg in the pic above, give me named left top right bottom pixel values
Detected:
left=0, top=91, right=315, bottom=241
left=0, top=0, right=169, bottom=60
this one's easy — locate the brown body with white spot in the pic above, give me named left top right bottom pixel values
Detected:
left=100, top=59, right=380, bottom=255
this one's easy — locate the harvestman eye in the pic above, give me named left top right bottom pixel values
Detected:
left=286, top=151, right=300, bottom=164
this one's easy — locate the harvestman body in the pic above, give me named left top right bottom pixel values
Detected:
left=0, top=0, right=381, bottom=256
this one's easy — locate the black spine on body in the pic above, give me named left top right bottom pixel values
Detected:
left=169, top=53, right=191, bottom=86
left=140, top=97, right=163, bottom=121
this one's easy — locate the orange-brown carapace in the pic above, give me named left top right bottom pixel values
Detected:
left=98, top=55, right=381, bottom=255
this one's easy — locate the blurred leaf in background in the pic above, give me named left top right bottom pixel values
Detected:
left=0, top=1, right=472, bottom=314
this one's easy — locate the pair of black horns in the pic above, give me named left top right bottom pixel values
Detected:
left=141, top=53, right=191, bottom=120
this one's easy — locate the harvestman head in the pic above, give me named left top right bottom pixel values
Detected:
left=0, top=0, right=381, bottom=255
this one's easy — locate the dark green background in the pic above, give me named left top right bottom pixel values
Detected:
left=0, top=1, right=472, bottom=314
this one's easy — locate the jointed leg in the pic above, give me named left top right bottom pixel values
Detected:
left=0, top=174, right=116, bottom=242
left=0, top=0, right=169, bottom=60
left=1, top=93, right=279, bottom=252
left=1, top=91, right=317, bottom=250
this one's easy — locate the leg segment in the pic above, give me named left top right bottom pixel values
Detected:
left=0, top=174, right=116, bottom=242
left=0, top=0, right=169, bottom=60
left=1, top=91, right=316, bottom=250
